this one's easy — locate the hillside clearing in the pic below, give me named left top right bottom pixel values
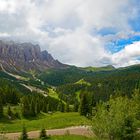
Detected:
left=0, top=112, right=91, bottom=133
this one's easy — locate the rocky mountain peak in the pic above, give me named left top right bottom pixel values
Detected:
left=0, top=40, right=66, bottom=72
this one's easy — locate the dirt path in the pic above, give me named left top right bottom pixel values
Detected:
left=1, top=126, right=93, bottom=140
left=21, top=84, right=47, bottom=97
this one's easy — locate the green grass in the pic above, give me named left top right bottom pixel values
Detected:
left=48, top=88, right=59, bottom=99
left=50, top=135, right=91, bottom=140
left=83, top=65, right=115, bottom=72
left=33, top=135, right=94, bottom=140
left=0, top=112, right=91, bottom=133
left=75, top=79, right=91, bottom=86
left=46, top=135, right=130, bottom=140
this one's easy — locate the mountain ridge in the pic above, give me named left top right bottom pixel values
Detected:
left=0, top=40, right=67, bottom=73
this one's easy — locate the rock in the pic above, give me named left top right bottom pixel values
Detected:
left=0, top=40, right=67, bottom=72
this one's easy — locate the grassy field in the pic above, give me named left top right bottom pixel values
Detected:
left=0, top=112, right=91, bottom=133
left=49, top=135, right=92, bottom=140
left=48, top=88, right=59, bottom=99
left=33, top=135, right=94, bottom=140
left=47, top=135, right=93, bottom=140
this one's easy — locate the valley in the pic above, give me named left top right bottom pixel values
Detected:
left=0, top=41, right=140, bottom=140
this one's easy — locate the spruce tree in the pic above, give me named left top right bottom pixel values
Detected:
left=20, top=126, right=28, bottom=140
left=7, top=105, right=13, bottom=118
left=79, top=93, right=89, bottom=116
left=0, top=97, right=3, bottom=118
left=66, top=102, right=70, bottom=112
left=36, top=99, right=41, bottom=114
left=60, top=102, right=65, bottom=112
left=74, top=100, right=79, bottom=112
left=21, top=96, right=30, bottom=117
left=30, top=99, right=36, bottom=117
left=40, top=128, right=48, bottom=139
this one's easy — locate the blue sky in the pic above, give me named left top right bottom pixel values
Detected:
left=106, top=35, right=140, bottom=53
left=0, top=0, right=140, bottom=67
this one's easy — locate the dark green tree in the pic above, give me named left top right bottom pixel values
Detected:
left=21, top=96, right=30, bottom=117
left=0, top=97, right=3, bottom=118
left=57, top=101, right=65, bottom=112
left=66, top=102, right=70, bottom=112
left=120, top=117, right=136, bottom=140
left=7, top=105, right=13, bottom=118
left=36, top=99, right=41, bottom=114
left=74, top=100, right=79, bottom=112
left=30, top=99, right=36, bottom=117
left=79, top=93, right=89, bottom=116
left=40, top=128, right=48, bottom=139
left=20, top=126, right=28, bottom=140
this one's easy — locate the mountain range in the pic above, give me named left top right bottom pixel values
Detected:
left=0, top=40, right=67, bottom=73
left=0, top=40, right=140, bottom=89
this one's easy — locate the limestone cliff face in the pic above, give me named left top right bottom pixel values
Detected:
left=0, top=40, right=66, bottom=72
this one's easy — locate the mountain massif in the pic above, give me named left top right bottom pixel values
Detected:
left=0, top=39, right=140, bottom=97
left=0, top=40, right=66, bottom=73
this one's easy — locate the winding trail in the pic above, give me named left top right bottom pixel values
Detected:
left=1, top=126, right=93, bottom=140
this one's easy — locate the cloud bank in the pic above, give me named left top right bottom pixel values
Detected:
left=0, top=0, right=140, bottom=67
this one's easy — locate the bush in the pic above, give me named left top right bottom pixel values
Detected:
left=92, top=96, right=138, bottom=140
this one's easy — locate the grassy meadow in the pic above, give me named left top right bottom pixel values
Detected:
left=0, top=107, right=91, bottom=133
left=33, top=135, right=94, bottom=140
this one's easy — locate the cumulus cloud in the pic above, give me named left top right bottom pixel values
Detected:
left=48, top=29, right=106, bottom=66
left=0, top=0, right=140, bottom=67
left=111, top=41, right=140, bottom=67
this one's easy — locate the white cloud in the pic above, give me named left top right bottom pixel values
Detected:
left=111, top=41, right=140, bottom=67
left=48, top=29, right=106, bottom=66
left=0, top=0, right=17, bottom=13
left=102, top=41, right=140, bottom=67
left=0, top=0, right=140, bottom=67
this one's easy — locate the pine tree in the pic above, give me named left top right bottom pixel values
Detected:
left=30, top=99, right=36, bottom=117
left=7, top=105, right=13, bottom=118
left=74, top=100, right=79, bottom=112
left=0, top=97, right=3, bottom=118
left=66, top=102, right=70, bottom=112
left=79, top=93, right=89, bottom=116
left=20, top=126, right=28, bottom=140
left=60, top=102, right=65, bottom=112
left=42, top=100, right=48, bottom=113
left=36, top=99, right=41, bottom=114
left=40, top=128, right=48, bottom=139
left=21, top=96, right=30, bottom=117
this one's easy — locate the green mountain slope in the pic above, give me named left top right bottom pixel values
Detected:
left=37, top=64, right=140, bottom=105
left=1, top=64, right=140, bottom=104
left=37, top=64, right=140, bottom=86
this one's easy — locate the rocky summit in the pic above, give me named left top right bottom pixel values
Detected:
left=0, top=40, right=66, bottom=73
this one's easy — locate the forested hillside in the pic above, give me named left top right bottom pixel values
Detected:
left=0, top=64, right=140, bottom=140
left=38, top=64, right=140, bottom=105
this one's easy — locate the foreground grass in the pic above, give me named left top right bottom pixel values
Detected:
left=0, top=112, right=91, bottom=133
left=50, top=135, right=92, bottom=140
left=33, top=135, right=94, bottom=140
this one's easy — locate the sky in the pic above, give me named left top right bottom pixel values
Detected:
left=0, top=0, right=140, bottom=67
